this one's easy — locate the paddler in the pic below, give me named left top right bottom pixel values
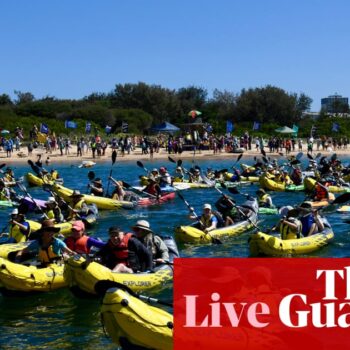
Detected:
left=313, top=181, right=329, bottom=202
left=297, top=201, right=325, bottom=237
left=281, top=169, right=293, bottom=185
left=0, top=180, right=11, bottom=201
left=159, top=167, right=172, bottom=186
left=132, top=220, right=169, bottom=265
left=215, top=196, right=239, bottom=226
left=143, top=176, right=161, bottom=199
left=189, top=203, right=218, bottom=233
left=44, top=196, right=64, bottom=223
left=15, top=219, right=76, bottom=266
left=189, top=168, right=202, bottom=183
left=174, top=166, right=185, bottom=182
left=88, top=178, right=104, bottom=197
left=276, top=212, right=302, bottom=240
left=65, top=220, right=105, bottom=254
left=256, top=189, right=274, bottom=208
left=3, top=167, right=15, bottom=185
left=3, top=209, right=31, bottom=243
left=68, top=190, right=89, bottom=220
left=109, top=177, right=126, bottom=200
left=95, top=226, right=153, bottom=273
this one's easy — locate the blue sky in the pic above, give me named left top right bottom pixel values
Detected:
left=1, top=0, right=350, bottom=110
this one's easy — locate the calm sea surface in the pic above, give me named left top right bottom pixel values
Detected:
left=1, top=156, right=349, bottom=349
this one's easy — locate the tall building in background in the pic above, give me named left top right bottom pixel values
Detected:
left=321, top=93, right=349, bottom=113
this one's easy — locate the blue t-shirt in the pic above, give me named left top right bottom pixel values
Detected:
left=29, top=237, right=67, bottom=255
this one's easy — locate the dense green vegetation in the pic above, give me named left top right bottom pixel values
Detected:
left=0, top=84, right=348, bottom=138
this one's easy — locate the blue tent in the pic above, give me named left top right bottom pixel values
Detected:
left=151, top=121, right=180, bottom=133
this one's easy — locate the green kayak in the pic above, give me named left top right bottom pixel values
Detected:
left=0, top=200, right=15, bottom=207
left=258, top=207, right=279, bottom=215
left=285, top=184, right=305, bottom=192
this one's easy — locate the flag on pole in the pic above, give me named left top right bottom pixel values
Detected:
left=332, top=122, right=340, bottom=132
left=252, top=121, right=261, bottom=131
left=64, top=120, right=77, bottom=129
left=40, top=123, right=49, bottom=134
left=121, top=121, right=128, bottom=133
left=226, top=120, right=234, bottom=133
left=85, top=122, right=91, bottom=133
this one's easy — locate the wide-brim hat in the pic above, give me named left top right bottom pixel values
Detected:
left=70, top=190, right=84, bottom=198
left=36, top=219, right=60, bottom=234
left=132, top=220, right=153, bottom=233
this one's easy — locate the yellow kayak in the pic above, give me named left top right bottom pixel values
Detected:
left=249, top=220, right=334, bottom=256
left=0, top=257, right=67, bottom=294
left=65, top=255, right=174, bottom=297
left=175, top=198, right=258, bottom=244
left=304, top=176, right=350, bottom=193
left=26, top=172, right=63, bottom=187
left=259, top=174, right=286, bottom=191
left=0, top=241, right=33, bottom=260
left=52, top=184, right=135, bottom=210
left=101, top=287, right=173, bottom=350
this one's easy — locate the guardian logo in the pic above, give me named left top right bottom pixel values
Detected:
left=174, top=259, right=350, bottom=350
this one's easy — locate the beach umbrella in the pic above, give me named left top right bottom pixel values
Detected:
left=188, top=110, right=202, bottom=118
left=0, top=130, right=10, bottom=135
left=274, top=126, right=296, bottom=134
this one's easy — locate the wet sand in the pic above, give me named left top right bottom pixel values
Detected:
left=2, top=146, right=350, bottom=166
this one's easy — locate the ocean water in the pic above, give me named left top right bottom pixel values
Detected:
left=0, top=156, right=349, bottom=349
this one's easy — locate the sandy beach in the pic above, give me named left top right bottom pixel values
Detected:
left=2, top=145, right=350, bottom=167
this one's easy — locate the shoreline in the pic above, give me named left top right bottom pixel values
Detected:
left=2, top=147, right=350, bottom=166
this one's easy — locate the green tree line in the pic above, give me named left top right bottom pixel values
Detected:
left=0, top=83, right=346, bottom=137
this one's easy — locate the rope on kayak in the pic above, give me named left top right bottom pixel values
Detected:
left=104, top=299, right=174, bottom=329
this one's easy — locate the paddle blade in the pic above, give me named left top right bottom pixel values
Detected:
left=177, top=159, right=183, bottom=167
left=237, top=154, right=243, bottom=162
left=307, top=153, right=314, bottom=160
left=136, top=161, right=144, bottom=168
left=333, top=192, right=350, bottom=205
left=27, top=160, right=41, bottom=176
left=228, top=187, right=240, bottom=194
left=88, top=171, right=95, bottom=181
left=261, top=149, right=266, bottom=157
left=296, top=152, right=303, bottom=160
left=262, top=156, right=269, bottom=164
left=0, top=163, right=6, bottom=169
left=122, top=181, right=131, bottom=189
left=112, top=150, right=117, bottom=165
left=168, top=156, right=176, bottom=163
left=278, top=152, right=284, bottom=156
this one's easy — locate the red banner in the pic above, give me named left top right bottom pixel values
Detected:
left=174, top=258, right=350, bottom=349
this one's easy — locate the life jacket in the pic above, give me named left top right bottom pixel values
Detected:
left=65, top=235, right=89, bottom=254
left=258, top=194, right=270, bottom=207
left=73, top=199, right=86, bottom=210
left=10, top=222, right=30, bottom=243
left=223, top=172, right=234, bottom=181
left=111, top=233, right=133, bottom=266
left=145, top=184, right=158, bottom=196
left=51, top=170, right=58, bottom=180
left=0, top=188, right=9, bottom=201
left=46, top=210, right=55, bottom=220
left=200, top=214, right=216, bottom=228
left=280, top=220, right=301, bottom=240
left=38, top=245, right=60, bottom=264
left=315, top=184, right=328, bottom=201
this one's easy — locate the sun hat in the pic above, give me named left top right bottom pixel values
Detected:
left=46, top=196, right=56, bottom=204
left=36, top=219, right=60, bottom=234
left=132, top=220, right=153, bottom=233
left=203, top=203, right=212, bottom=210
left=72, top=220, right=85, bottom=232
left=151, top=168, right=159, bottom=173
left=70, top=190, right=83, bottom=198
left=10, top=208, right=19, bottom=216
left=279, top=206, right=294, bottom=218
